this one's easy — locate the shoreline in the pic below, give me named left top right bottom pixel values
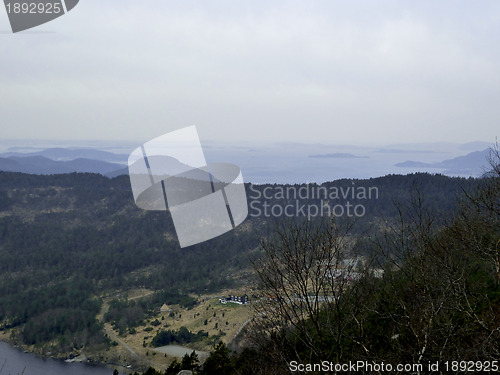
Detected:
left=0, top=336, right=131, bottom=374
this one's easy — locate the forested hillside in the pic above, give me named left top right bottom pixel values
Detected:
left=0, top=171, right=479, bottom=356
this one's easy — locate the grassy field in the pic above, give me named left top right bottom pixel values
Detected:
left=0, top=286, right=255, bottom=372
left=97, top=287, right=254, bottom=370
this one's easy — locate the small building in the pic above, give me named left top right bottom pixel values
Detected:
left=219, top=294, right=249, bottom=305
left=160, top=303, right=171, bottom=312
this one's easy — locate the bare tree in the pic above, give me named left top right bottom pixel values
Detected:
left=457, top=143, right=500, bottom=283
left=250, top=217, right=366, bottom=368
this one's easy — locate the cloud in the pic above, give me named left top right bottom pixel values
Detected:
left=1, top=0, right=499, bottom=144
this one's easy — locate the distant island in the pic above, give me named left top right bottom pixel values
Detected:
left=395, top=149, right=491, bottom=175
left=309, top=153, right=368, bottom=159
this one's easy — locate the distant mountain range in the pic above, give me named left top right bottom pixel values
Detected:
left=0, top=147, right=128, bottom=163
left=0, top=147, right=200, bottom=179
left=395, top=149, right=492, bottom=175
left=0, top=155, right=126, bottom=176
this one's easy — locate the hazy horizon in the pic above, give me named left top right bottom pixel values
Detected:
left=0, top=138, right=495, bottom=184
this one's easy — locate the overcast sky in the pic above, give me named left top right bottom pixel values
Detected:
left=1, top=0, right=499, bottom=146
